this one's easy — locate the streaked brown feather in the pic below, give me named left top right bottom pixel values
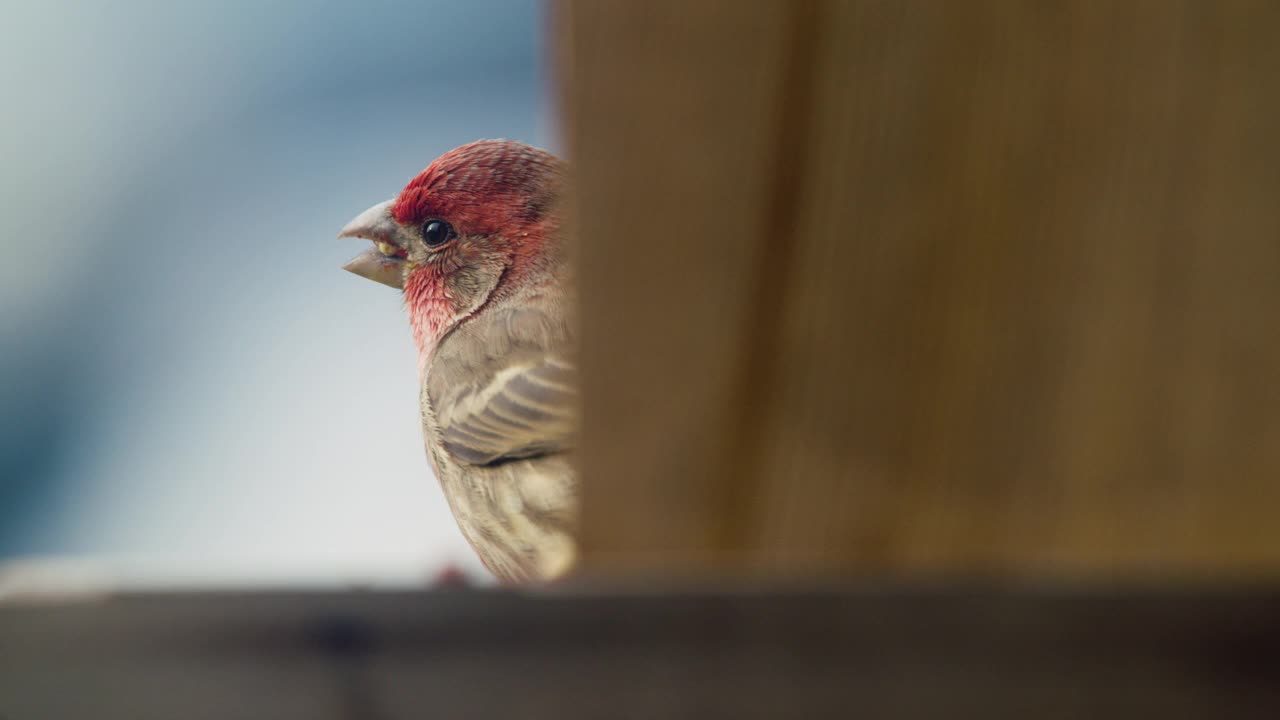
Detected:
left=421, top=291, right=579, bottom=581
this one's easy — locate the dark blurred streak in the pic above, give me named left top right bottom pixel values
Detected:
left=0, top=351, right=80, bottom=555
left=309, top=616, right=388, bottom=720
left=2, top=587, right=1280, bottom=717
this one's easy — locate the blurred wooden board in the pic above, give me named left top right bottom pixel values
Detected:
left=561, top=1, right=1280, bottom=576
left=2, top=587, right=1280, bottom=718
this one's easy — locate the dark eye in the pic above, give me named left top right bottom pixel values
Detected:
left=421, top=219, right=454, bottom=248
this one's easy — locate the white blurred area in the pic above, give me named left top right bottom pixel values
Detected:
left=0, top=0, right=551, bottom=588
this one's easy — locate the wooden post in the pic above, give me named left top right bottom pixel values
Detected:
left=561, top=1, right=1280, bottom=577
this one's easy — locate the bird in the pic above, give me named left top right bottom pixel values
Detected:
left=337, top=140, right=578, bottom=583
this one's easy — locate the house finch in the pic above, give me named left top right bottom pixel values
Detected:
left=338, top=140, right=577, bottom=583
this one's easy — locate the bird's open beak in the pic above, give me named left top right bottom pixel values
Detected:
left=337, top=199, right=406, bottom=290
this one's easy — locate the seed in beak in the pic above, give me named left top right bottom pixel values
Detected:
left=375, top=240, right=401, bottom=258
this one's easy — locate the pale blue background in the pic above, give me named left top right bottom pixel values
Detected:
left=0, top=0, right=551, bottom=587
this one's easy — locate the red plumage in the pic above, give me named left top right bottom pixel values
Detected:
left=338, top=140, right=578, bottom=582
left=393, top=140, right=565, bottom=360
left=392, top=139, right=561, bottom=238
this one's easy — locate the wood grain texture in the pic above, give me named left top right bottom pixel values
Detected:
left=561, top=1, right=1280, bottom=577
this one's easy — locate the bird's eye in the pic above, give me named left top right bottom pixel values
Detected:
left=422, top=219, right=454, bottom=248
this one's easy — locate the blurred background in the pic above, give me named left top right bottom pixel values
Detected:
left=0, top=0, right=552, bottom=588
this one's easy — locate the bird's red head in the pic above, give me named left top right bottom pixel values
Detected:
left=391, top=140, right=562, bottom=242
left=339, top=140, right=565, bottom=360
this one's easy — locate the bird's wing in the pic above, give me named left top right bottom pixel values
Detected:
left=432, top=357, right=576, bottom=465
left=427, top=304, right=577, bottom=466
